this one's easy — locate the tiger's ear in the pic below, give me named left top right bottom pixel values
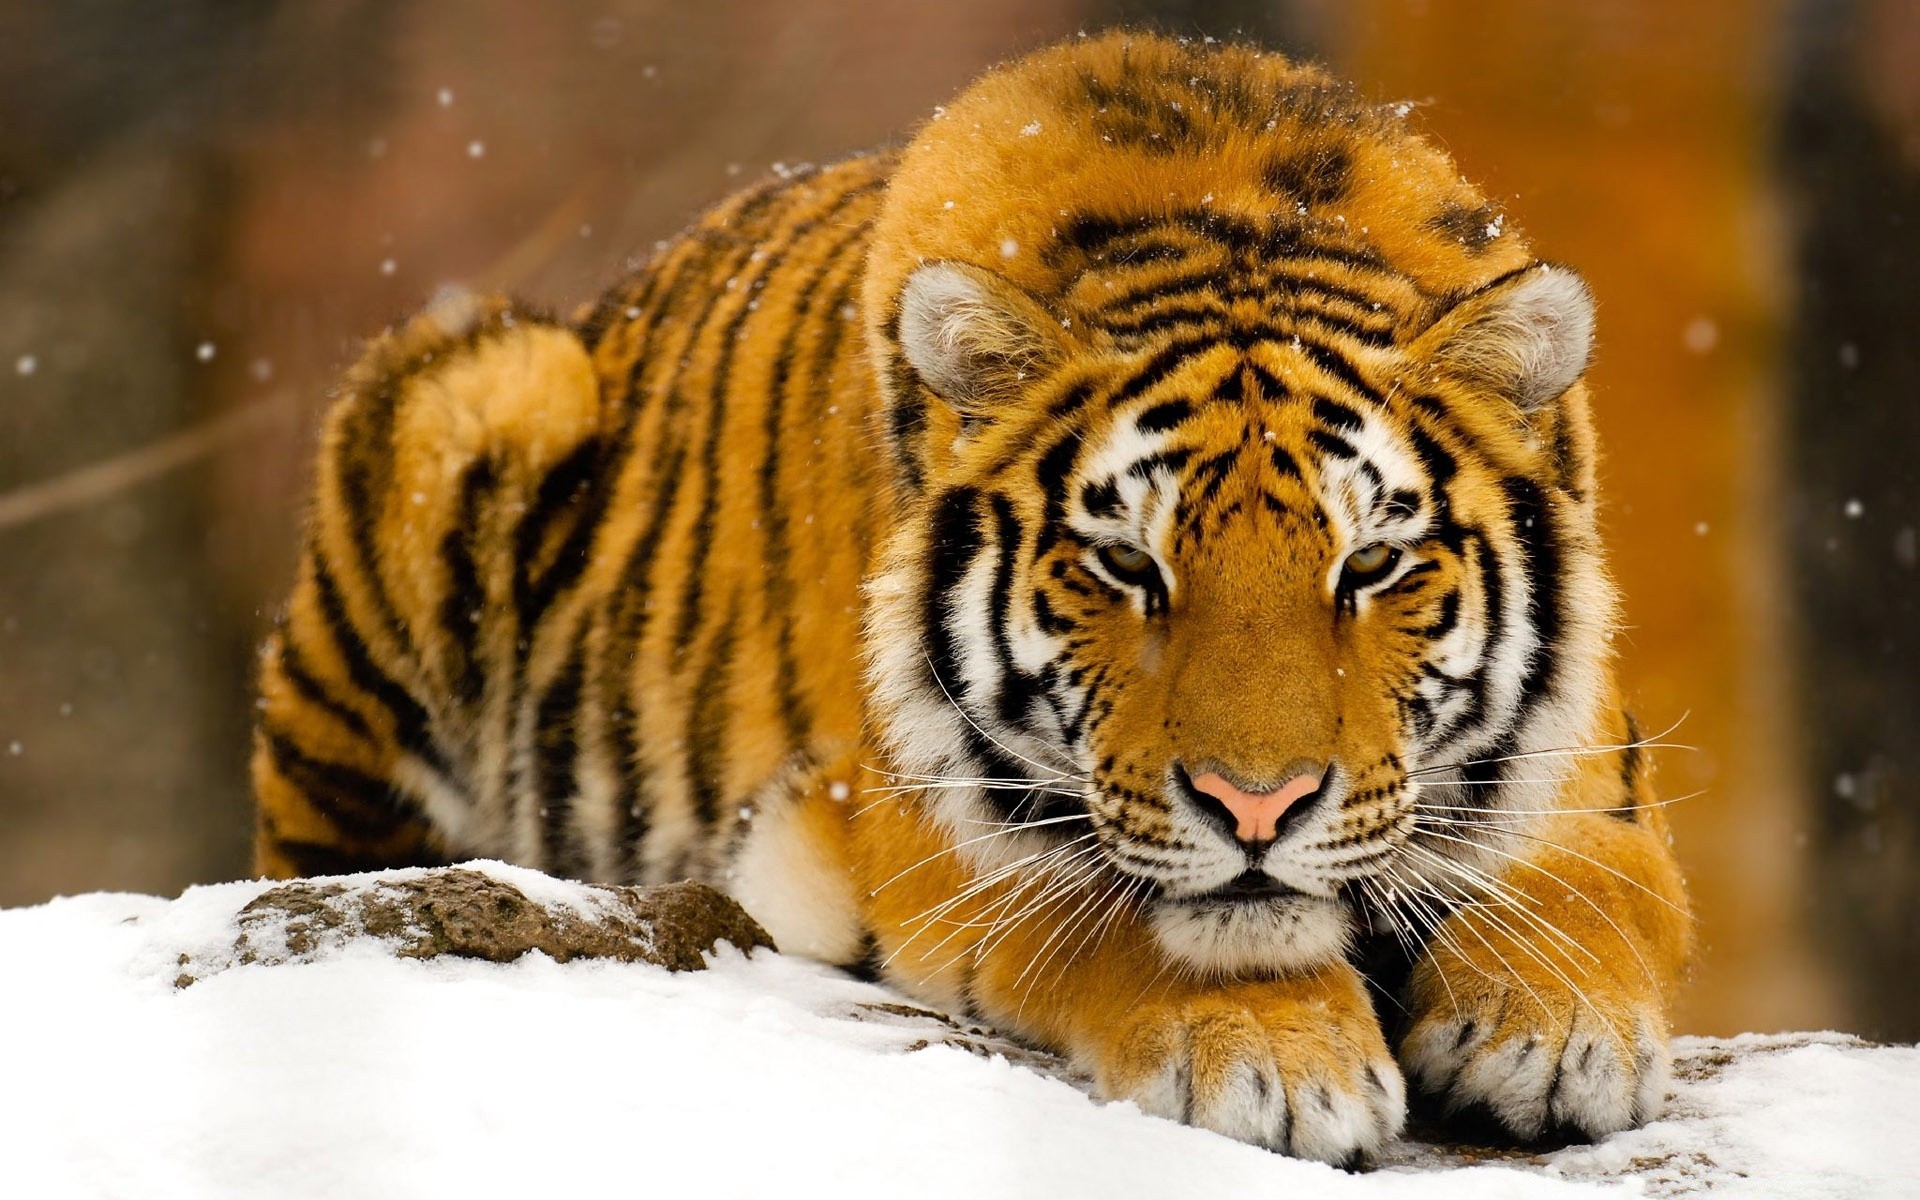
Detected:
left=896, top=262, right=1064, bottom=414
left=1417, top=263, right=1595, bottom=411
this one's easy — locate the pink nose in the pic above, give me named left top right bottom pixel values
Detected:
left=1189, top=769, right=1325, bottom=844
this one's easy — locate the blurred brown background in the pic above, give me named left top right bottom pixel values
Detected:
left=1, top=0, right=1914, bottom=1040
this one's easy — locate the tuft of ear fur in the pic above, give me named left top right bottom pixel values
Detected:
left=896, top=262, right=1063, bottom=413
left=1420, top=263, right=1596, bottom=411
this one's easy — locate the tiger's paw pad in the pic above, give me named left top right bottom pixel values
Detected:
left=1092, top=996, right=1405, bottom=1164
left=1401, top=1002, right=1668, bottom=1142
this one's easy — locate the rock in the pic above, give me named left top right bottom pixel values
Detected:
left=177, top=866, right=773, bottom=985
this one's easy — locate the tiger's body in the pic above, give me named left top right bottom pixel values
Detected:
left=254, top=34, right=1691, bottom=1163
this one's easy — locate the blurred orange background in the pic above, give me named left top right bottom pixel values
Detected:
left=2, top=0, right=1914, bottom=1040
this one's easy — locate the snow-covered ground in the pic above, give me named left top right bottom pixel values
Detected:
left=2, top=862, right=1912, bottom=1199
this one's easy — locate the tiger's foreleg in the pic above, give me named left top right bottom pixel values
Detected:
left=1396, top=807, right=1693, bottom=1140
left=857, top=799, right=1405, bottom=1165
left=253, top=292, right=605, bottom=879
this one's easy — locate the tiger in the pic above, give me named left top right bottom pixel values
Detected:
left=251, top=32, right=1693, bottom=1163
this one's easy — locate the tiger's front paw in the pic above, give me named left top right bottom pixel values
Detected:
left=1090, top=975, right=1405, bottom=1164
left=1399, top=947, right=1670, bottom=1142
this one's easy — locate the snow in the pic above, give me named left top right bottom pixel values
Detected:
left=2, top=866, right=1913, bottom=1200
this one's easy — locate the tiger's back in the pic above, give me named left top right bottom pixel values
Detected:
left=253, top=155, right=895, bottom=886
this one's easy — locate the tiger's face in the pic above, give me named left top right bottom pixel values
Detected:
left=867, top=256, right=1606, bottom=977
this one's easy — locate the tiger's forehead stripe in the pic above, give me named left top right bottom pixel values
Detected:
left=865, top=35, right=1532, bottom=431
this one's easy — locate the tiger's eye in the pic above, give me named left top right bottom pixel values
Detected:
left=1104, top=544, right=1153, bottom=573
left=1342, top=543, right=1401, bottom=586
left=1097, top=543, right=1164, bottom=593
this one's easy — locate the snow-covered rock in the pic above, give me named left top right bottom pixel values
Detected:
left=1, top=863, right=1911, bottom=1199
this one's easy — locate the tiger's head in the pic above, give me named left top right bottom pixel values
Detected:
left=861, top=34, right=1617, bottom=977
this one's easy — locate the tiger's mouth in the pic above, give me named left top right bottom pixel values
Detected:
left=1176, top=869, right=1300, bottom=907
left=1146, top=885, right=1355, bottom=974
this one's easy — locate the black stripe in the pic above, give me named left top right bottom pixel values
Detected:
left=1396, top=559, right=1442, bottom=588
left=1093, top=297, right=1226, bottom=339
left=1429, top=202, right=1500, bottom=254
left=1128, top=447, right=1196, bottom=480
left=1032, top=589, right=1076, bottom=635
left=686, top=602, right=739, bottom=830
left=1185, top=450, right=1239, bottom=513
left=1258, top=221, right=1389, bottom=272
left=616, top=179, right=798, bottom=458
left=609, top=435, right=688, bottom=866
left=1404, top=421, right=1457, bottom=485
left=674, top=273, right=778, bottom=654
left=922, top=487, right=1029, bottom=810
left=1420, top=589, right=1462, bottom=640
left=1057, top=211, right=1389, bottom=274
left=605, top=175, right=790, bottom=675
left=274, top=634, right=374, bottom=742
left=1503, top=477, right=1562, bottom=716
left=1090, top=267, right=1395, bottom=329
left=1047, top=379, right=1096, bottom=419
left=1246, top=359, right=1292, bottom=401
left=1269, top=445, right=1301, bottom=481
left=886, top=354, right=928, bottom=492
left=1036, top=429, right=1085, bottom=530
left=309, top=554, right=445, bottom=774
left=1096, top=291, right=1397, bottom=352
left=1081, top=479, right=1120, bottom=519
left=761, top=245, right=865, bottom=751
left=331, top=388, right=410, bottom=649
left=1269, top=272, right=1399, bottom=318
left=1354, top=460, right=1386, bottom=505
left=1291, top=307, right=1397, bottom=349
left=262, top=727, right=402, bottom=839
left=1135, top=399, right=1195, bottom=434
left=535, top=649, right=586, bottom=876
left=987, top=493, right=1040, bottom=729
left=676, top=180, right=883, bottom=656
left=1215, top=366, right=1246, bottom=402
left=1615, top=712, right=1644, bottom=821
left=1109, top=335, right=1220, bottom=407
left=1265, top=145, right=1353, bottom=206
left=1308, top=429, right=1357, bottom=459
left=1296, top=334, right=1382, bottom=402
left=1403, top=694, right=1436, bottom=743
left=1386, top=488, right=1422, bottom=519
left=926, top=488, right=985, bottom=668
left=1463, top=532, right=1504, bottom=735
left=514, top=436, right=606, bottom=630
left=439, top=459, right=494, bottom=707
left=593, top=187, right=802, bottom=884
left=1312, top=396, right=1365, bottom=433
left=606, top=695, right=646, bottom=883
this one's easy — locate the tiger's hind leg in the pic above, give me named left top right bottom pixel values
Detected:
left=253, top=290, right=607, bottom=879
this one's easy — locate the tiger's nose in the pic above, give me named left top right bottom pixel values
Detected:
left=1187, top=766, right=1326, bottom=846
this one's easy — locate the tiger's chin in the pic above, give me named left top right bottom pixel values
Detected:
left=1148, top=889, right=1353, bottom=978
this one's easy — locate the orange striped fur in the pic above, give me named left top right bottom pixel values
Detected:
left=254, top=33, right=1691, bottom=1161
